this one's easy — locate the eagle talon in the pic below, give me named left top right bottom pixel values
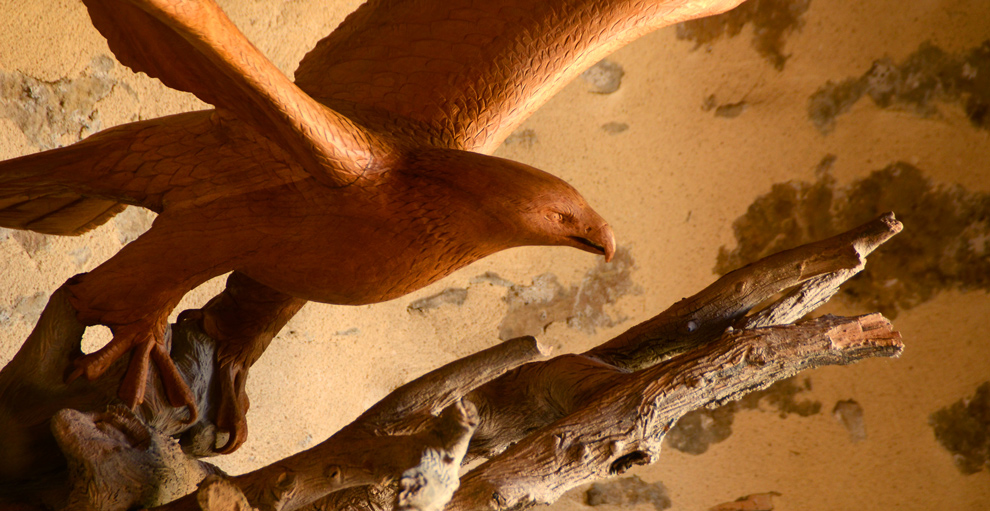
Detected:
left=151, top=343, right=199, bottom=423
left=64, top=325, right=197, bottom=422
left=212, top=361, right=250, bottom=454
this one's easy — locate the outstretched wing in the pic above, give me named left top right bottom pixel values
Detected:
left=295, top=0, right=744, bottom=154
left=0, top=111, right=306, bottom=235
left=82, top=0, right=384, bottom=186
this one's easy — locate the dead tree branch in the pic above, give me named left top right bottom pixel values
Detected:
left=447, top=313, right=899, bottom=511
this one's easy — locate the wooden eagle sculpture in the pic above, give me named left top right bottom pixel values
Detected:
left=0, top=0, right=745, bottom=452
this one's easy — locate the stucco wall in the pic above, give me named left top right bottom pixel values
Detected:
left=1, top=0, right=988, bottom=509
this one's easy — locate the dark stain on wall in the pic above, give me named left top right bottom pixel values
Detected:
left=675, top=0, right=811, bottom=70
left=809, top=41, right=990, bottom=133
left=502, top=128, right=537, bottom=149
left=833, top=399, right=867, bottom=443
left=665, top=377, right=820, bottom=455
left=407, top=288, right=469, bottom=313
left=930, top=381, right=990, bottom=475
left=717, top=156, right=990, bottom=318
left=703, top=94, right=748, bottom=118
left=585, top=475, right=671, bottom=511
left=0, top=56, right=119, bottom=150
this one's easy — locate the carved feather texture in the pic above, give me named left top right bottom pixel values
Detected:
left=296, top=0, right=743, bottom=152
left=83, top=0, right=383, bottom=185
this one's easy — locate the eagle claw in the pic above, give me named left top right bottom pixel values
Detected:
left=212, top=361, right=251, bottom=454
left=66, top=326, right=198, bottom=424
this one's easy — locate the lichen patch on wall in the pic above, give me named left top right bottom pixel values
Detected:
left=809, top=41, right=990, bottom=133
left=601, top=122, right=629, bottom=134
left=1, top=291, right=49, bottom=327
left=113, top=206, right=157, bottom=245
left=502, top=128, right=538, bottom=149
left=717, top=156, right=990, bottom=318
left=1, top=228, right=50, bottom=257
left=407, top=288, right=469, bottom=313
left=675, top=0, right=811, bottom=70
left=0, top=55, right=121, bottom=150
left=703, top=94, right=748, bottom=118
left=709, top=492, right=781, bottom=511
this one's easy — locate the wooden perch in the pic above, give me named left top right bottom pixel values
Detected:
left=52, top=405, right=220, bottom=511
left=587, top=211, right=902, bottom=370
left=0, top=213, right=904, bottom=511
left=447, top=313, right=900, bottom=511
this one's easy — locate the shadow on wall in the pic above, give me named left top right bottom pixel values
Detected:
left=665, top=377, right=822, bottom=455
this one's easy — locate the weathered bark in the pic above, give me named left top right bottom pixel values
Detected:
left=0, top=213, right=904, bottom=511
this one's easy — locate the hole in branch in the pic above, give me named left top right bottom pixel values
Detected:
left=609, top=451, right=649, bottom=475
left=80, top=325, right=112, bottom=354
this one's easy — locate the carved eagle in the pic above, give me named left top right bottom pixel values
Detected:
left=0, top=0, right=744, bottom=452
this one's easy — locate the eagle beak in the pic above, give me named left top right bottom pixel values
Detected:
left=569, top=223, right=615, bottom=262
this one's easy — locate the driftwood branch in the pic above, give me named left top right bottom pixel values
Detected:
left=0, top=213, right=904, bottom=511
left=448, top=313, right=899, bottom=511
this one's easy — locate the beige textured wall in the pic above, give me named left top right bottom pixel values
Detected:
left=1, top=0, right=988, bottom=509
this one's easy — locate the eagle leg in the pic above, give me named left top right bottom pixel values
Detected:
left=200, top=272, right=307, bottom=453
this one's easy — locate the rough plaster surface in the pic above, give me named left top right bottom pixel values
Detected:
left=664, top=377, right=821, bottom=455
left=1, top=0, right=988, bottom=510
left=407, top=247, right=639, bottom=344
